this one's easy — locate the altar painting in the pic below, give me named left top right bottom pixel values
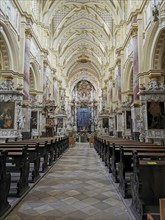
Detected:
left=0, top=102, right=15, bottom=129
left=147, top=102, right=165, bottom=129
left=77, top=108, right=91, bottom=130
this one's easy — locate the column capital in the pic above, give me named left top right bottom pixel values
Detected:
left=132, top=100, right=140, bottom=106
left=43, top=60, right=49, bottom=68
left=109, top=75, right=112, bottom=80
left=149, top=69, right=163, bottom=79
left=116, top=57, right=121, bottom=65
left=52, top=68, right=57, bottom=75
left=25, top=27, right=32, bottom=39
left=131, top=23, right=138, bottom=37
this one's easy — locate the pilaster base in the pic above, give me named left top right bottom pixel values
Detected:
left=117, top=131, right=122, bottom=137
left=132, top=132, right=140, bottom=140
left=109, top=131, right=113, bottom=136
left=22, top=132, right=31, bottom=140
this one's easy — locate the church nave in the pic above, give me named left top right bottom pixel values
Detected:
left=4, top=143, right=134, bottom=220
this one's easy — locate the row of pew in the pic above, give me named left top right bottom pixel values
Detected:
left=94, top=136, right=165, bottom=220
left=0, top=136, right=69, bottom=217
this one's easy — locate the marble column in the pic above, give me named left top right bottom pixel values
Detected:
left=130, top=24, right=140, bottom=140
left=74, top=105, right=77, bottom=131
left=117, top=62, right=122, bottom=103
left=113, top=114, right=117, bottom=136
left=109, top=80, right=113, bottom=113
left=117, top=112, right=122, bottom=137
left=22, top=28, right=32, bottom=139
left=23, top=29, right=32, bottom=101
left=43, top=63, right=48, bottom=104
left=132, top=32, right=139, bottom=102
left=53, top=78, right=57, bottom=102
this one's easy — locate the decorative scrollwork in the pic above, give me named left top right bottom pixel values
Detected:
left=147, top=80, right=165, bottom=91
left=0, top=80, right=14, bottom=91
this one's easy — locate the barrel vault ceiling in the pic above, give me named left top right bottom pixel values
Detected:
left=40, top=0, right=123, bottom=92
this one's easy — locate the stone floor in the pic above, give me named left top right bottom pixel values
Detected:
left=4, top=143, right=135, bottom=220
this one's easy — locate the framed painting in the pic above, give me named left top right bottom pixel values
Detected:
left=126, top=111, right=131, bottom=129
left=31, top=111, right=37, bottom=129
left=0, top=102, right=15, bottom=129
left=57, top=118, right=63, bottom=128
left=77, top=108, right=91, bottom=128
left=147, top=102, right=165, bottom=129
left=103, top=118, right=109, bottom=128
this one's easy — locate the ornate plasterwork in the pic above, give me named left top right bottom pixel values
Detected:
left=0, top=93, right=22, bottom=102
left=66, top=59, right=101, bottom=80
left=68, top=70, right=100, bottom=96
left=71, top=80, right=97, bottom=113
left=77, top=80, right=93, bottom=98
left=0, top=130, right=19, bottom=139
left=52, top=1, right=113, bottom=35
left=121, top=95, right=133, bottom=110
left=52, top=5, right=74, bottom=30
left=147, top=80, right=165, bottom=91
left=38, top=0, right=122, bottom=110
left=60, top=29, right=105, bottom=54
left=43, top=0, right=121, bottom=85
left=140, top=91, right=165, bottom=102
left=60, top=40, right=104, bottom=66
left=0, top=79, right=14, bottom=91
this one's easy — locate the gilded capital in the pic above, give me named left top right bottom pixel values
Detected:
left=148, top=69, right=163, bottom=79
left=43, top=60, right=48, bottom=68
left=109, top=75, right=112, bottom=80
left=116, top=57, right=121, bottom=65
left=131, top=23, right=138, bottom=37
left=52, top=68, right=57, bottom=75
left=25, top=28, right=32, bottom=39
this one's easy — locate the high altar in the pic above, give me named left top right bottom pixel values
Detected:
left=69, top=80, right=99, bottom=137
left=78, top=128, right=89, bottom=143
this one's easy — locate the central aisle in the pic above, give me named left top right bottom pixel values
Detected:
left=5, top=143, right=134, bottom=220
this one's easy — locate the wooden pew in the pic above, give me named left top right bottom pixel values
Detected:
left=0, top=147, right=30, bottom=197
left=0, top=136, right=69, bottom=218
left=94, top=136, right=160, bottom=174
left=0, top=143, right=41, bottom=183
left=0, top=151, right=11, bottom=217
left=147, top=198, right=165, bottom=220
left=119, top=147, right=165, bottom=198
left=16, top=136, right=68, bottom=165
left=160, top=199, right=165, bottom=220
left=5, top=136, right=69, bottom=172
left=130, top=153, right=165, bottom=220
left=2, top=141, right=50, bottom=172
left=111, top=144, right=165, bottom=183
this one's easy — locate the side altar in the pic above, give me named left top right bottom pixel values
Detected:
left=0, top=79, right=23, bottom=142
